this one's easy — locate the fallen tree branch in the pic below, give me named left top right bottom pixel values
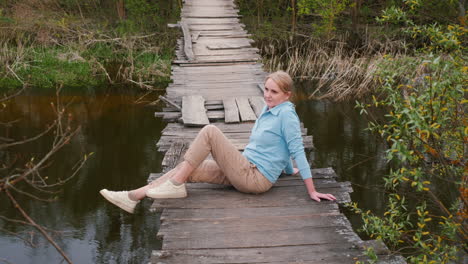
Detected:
left=158, top=95, right=181, bottom=110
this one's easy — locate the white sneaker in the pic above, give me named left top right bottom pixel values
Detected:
left=99, top=189, right=140, bottom=214
left=146, top=180, right=187, bottom=199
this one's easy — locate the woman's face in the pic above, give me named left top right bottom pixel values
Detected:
left=264, top=78, right=291, bottom=109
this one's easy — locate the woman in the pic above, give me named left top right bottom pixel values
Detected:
left=100, top=71, right=336, bottom=214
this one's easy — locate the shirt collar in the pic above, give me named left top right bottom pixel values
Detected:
left=264, top=101, right=293, bottom=116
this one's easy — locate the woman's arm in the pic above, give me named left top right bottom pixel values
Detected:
left=291, top=168, right=337, bottom=202
left=304, top=178, right=337, bottom=202
left=281, top=108, right=336, bottom=202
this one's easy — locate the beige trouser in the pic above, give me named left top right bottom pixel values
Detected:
left=163, top=125, right=273, bottom=194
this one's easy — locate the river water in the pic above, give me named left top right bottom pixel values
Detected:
left=0, top=87, right=388, bottom=263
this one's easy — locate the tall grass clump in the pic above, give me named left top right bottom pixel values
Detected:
left=259, top=32, right=406, bottom=101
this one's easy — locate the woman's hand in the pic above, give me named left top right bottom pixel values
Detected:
left=292, top=167, right=299, bottom=175
left=309, top=191, right=337, bottom=202
left=303, top=175, right=337, bottom=202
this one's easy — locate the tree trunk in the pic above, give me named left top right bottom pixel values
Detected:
left=257, top=0, right=263, bottom=24
left=291, top=0, right=296, bottom=33
left=351, top=0, right=363, bottom=32
left=117, top=0, right=126, bottom=20
left=458, top=0, right=466, bottom=26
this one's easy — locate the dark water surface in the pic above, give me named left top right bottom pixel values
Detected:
left=0, top=92, right=165, bottom=264
left=0, top=88, right=388, bottom=263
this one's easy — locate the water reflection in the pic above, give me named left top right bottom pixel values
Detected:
left=0, top=92, right=164, bottom=264
left=294, top=84, right=389, bottom=230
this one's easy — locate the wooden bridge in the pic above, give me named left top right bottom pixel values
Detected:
left=148, top=0, right=405, bottom=263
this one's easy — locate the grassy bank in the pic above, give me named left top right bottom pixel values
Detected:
left=0, top=0, right=179, bottom=91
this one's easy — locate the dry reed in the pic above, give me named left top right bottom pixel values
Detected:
left=260, top=32, right=407, bottom=101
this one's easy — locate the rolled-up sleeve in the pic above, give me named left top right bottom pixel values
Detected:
left=281, top=111, right=312, bottom=180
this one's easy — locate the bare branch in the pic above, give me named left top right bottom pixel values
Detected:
left=1, top=126, right=81, bottom=191
left=0, top=227, right=36, bottom=247
left=5, top=189, right=73, bottom=264
left=6, top=183, right=57, bottom=202
left=0, top=86, right=26, bottom=104
left=5, top=65, right=24, bottom=85
left=0, top=121, right=57, bottom=150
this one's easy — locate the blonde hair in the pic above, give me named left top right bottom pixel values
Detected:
left=265, top=71, right=294, bottom=94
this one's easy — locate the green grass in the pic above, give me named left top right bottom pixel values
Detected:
left=0, top=42, right=172, bottom=91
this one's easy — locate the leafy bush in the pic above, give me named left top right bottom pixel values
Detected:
left=351, top=0, right=467, bottom=262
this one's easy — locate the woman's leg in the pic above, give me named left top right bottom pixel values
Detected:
left=129, top=159, right=230, bottom=200
left=172, top=125, right=272, bottom=193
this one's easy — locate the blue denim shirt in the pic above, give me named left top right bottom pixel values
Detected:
left=242, top=101, right=312, bottom=183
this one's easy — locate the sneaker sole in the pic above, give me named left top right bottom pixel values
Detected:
left=146, top=190, right=187, bottom=199
left=100, top=189, right=135, bottom=214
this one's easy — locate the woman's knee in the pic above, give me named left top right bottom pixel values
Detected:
left=200, top=124, right=221, bottom=137
left=202, top=124, right=218, bottom=132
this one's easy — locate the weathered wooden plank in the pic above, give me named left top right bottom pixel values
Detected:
left=173, top=58, right=258, bottom=64
left=182, top=7, right=239, bottom=12
left=161, top=141, right=188, bottom=170
left=235, top=97, right=257, bottom=122
left=249, top=96, right=265, bottom=117
left=155, top=110, right=224, bottom=122
left=191, top=47, right=259, bottom=56
left=182, top=18, right=240, bottom=24
left=194, top=28, right=247, bottom=33
left=207, top=43, right=252, bottom=50
left=150, top=185, right=350, bottom=212
left=151, top=245, right=368, bottom=264
left=222, top=98, right=240, bottom=123
left=200, top=33, right=252, bottom=38
left=182, top=10, right=239, bottom=16
left=160, top=122, right=307, bottom=134
left=171, top=64, right=263, bottom=72
left=184, top=15, right=242, bottom=19
left=182, top=95, right=209, bottom=126
left=195, top=54, right=260, bottom=62
left=257, top=82, right=265, bottom=92
left=160, top=204, right=339, bottom=222
left=191, top=31, right=200, bottom=42
left=158, top=214, right=352, bottom=239
left=157, top=139, right=313, bottom=153
left=176, top=61, right=258, bottom=67
left=168, top=81, right=261, bottom=88
left=171, top=76, right=263, bottom=85
left=161, top=224, right=361, bottom=250
left=180, top=21, right=195, bottom=61
left=196, top=36, right=254, bottom=44
left=167, top=92, right=261, bottom=100
left=189, top=25, right=243, bottom=31
left=171, top=77, right=264, bottom=85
